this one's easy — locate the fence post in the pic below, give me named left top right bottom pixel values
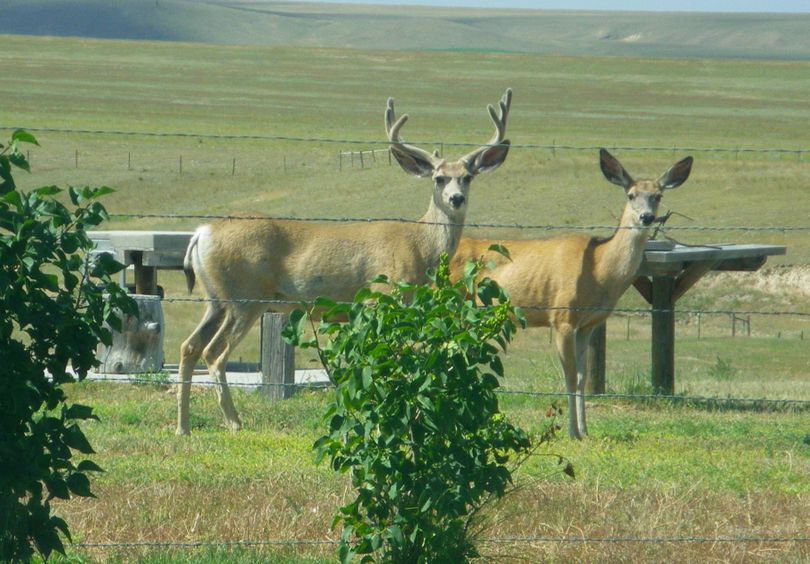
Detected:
left=260, top=312, right=294, bottom=400
left=359, top=151, right=365, bottom=169
left=651, top=276, right=675, bottom=395
left=75, top=149, right=79, bottom=168
left=232, top=157, right=236, bottom=176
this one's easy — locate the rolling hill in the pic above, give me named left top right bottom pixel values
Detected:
left=1, top=0, right=810, bottom=60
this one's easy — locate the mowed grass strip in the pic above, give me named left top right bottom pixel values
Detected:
left=54, top=382, right=810, bottom=562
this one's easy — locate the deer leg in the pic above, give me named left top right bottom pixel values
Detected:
left=176, top=304, right=225, bottom=436
left=554, top=324, right=581, bottom=440
left=574, top=327, right=594, bottom=438
left=203, top=304, right=265, bottom=433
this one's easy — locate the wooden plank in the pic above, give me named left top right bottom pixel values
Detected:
left=714, top=256, right=768, bottom=272
left=642, top=243, right=785, bottom=265
left=142, top=250, right=187, bottom=269
left=672, top=260, right=718, bottom=302
left=260, top=312, right=295, bottom=400
left=632, top=276, right=653, bottom=304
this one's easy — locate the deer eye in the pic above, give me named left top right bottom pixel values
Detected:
left=654, top=194, right=662, bottom=203
left=434, top=176, right=448, bottom=186
left=628, top=193, right=636, bottom=201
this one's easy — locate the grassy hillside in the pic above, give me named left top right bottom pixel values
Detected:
left=2, top=0, right=810, bottom=60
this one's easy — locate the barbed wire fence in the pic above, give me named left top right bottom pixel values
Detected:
left=10, top=125, right=810, bottom=556
left=70, top=534, right=810, bottom=553
left=3, top=124, right=809, bottom=176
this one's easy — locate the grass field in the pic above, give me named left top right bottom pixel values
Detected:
left=2, top=34, right=809, bottom=561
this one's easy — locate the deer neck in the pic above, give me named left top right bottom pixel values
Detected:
left=595, top=207, right=652, bottom=287
left=418, top=199, right=465, bottom=263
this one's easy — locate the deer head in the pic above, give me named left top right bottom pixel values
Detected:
left=600, top=148, right=693, bottom=229
left=385, top=89, right=512, bottom=220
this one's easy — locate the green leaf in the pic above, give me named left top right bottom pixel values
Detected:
left=487, top=243, right=512, bottom=260
left=9, top=152, right=30, bottom=172
left=66, top=472, right=94, bottom=497
left=34, top=185, right=61, bottom=197
left=76, top=459, right=104, bottom=473
left=12, top=129, right=39, bottom=146
left=44, top=477, right=70, bottom=500
left=63, top=425, right=95, bottom=454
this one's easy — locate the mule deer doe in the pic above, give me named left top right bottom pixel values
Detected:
left=450, top=149, right=693, bottom=440
left=176, top=89, right=513, bottom=435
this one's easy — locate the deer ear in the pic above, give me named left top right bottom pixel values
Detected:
left=599, top=148, right=634, bottom=189
left=390, top=147, right=435, bottom=177
left=657, top=156, right=693, bottom=190
left=468, top=140, right=510, bottom=175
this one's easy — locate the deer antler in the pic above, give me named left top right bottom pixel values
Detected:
left=385, top=98, right=441, bottom=173
left=461, top=87, right=512, bottom=165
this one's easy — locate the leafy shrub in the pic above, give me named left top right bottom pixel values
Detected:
left=285, top=254, right=534, bottom=563
left=0, top=130, right=135, bottom=560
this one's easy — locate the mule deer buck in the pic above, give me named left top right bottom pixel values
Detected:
left=176, top=89, right=513, bottom=435
left=450, top=149, right=693, bottom=440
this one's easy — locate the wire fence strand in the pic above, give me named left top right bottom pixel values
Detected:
left=79, top=374, right=810, bottom=409
left=3, top=125, right=809, bottom=157
left=106, top=211, right=810, bottom=233
left=72, top=534, right=810, bottom=551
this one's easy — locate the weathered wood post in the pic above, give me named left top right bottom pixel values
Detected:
left=131, top=251, right=158, bottom=295
left=651, top=276, right=676, bottom=395
left=260, top=312, right=295, bottom=400
left=97, top=294, right=164, bottom=374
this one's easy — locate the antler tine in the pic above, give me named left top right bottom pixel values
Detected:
left=385, top=97, right=440, bottom=165
left=487, top=87, right=512, bottom=146
left=385, top=98, right=409, bottom=141
left=462, top=87, right=512, bottom=164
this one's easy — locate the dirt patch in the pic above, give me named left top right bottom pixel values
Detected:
left=700, top=265, right=810, bottom=299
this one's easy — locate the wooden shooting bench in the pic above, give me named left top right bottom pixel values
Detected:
left=89, top=231, right=785, bottom=396
left=89, top=230, right=194, bottom=296
left=587, top=241, right=786, bottom=395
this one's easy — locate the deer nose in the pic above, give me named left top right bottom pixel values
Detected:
left=449, top=194, right=466, bottom=209
left=640, top=213, right=655, bottom=226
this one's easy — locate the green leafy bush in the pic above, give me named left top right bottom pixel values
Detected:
left=285, top=255, right=534, bottom=563
left=0, top=130, right=136, bottom=560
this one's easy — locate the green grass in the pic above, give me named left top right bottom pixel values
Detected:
left=50, top=379, right=810, bottom=562
left=3, top=34, right=809, bottom=561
